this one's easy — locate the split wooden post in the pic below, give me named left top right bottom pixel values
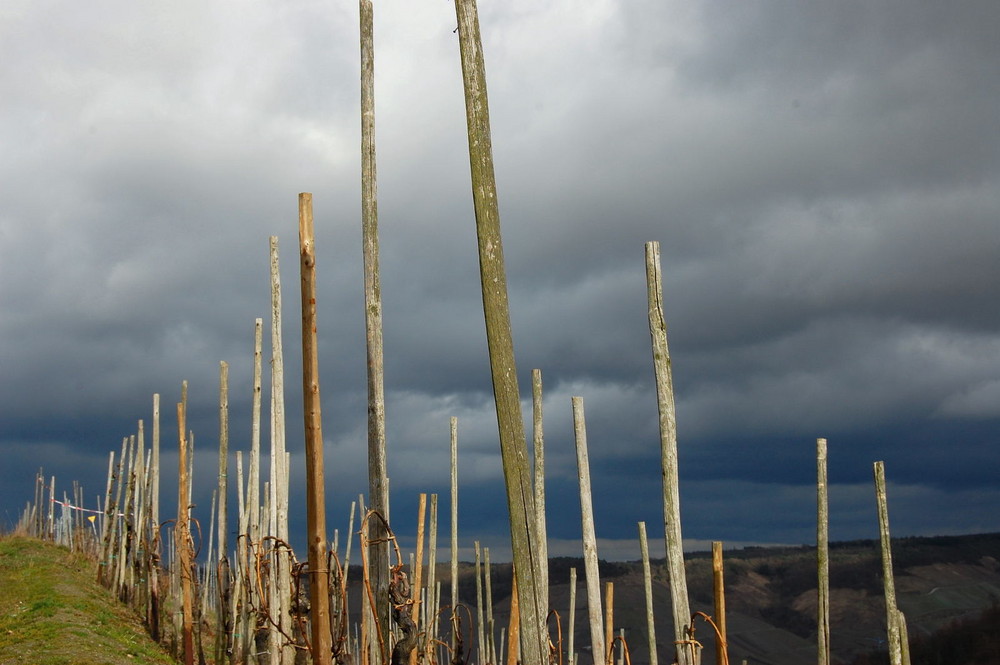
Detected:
left=639, top=522, right=658, bottom=665
left=572, top=396, right=605, bottom=662
left=874, top=461, right=904, bottom=665
left=453, top=2, right=546, bottom=660
left=299, top=192, right=334, bottom=665
left=645, top=241, right=696, bottom=665
left=817, top=438, right=831, bottom=665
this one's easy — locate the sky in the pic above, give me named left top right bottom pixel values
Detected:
left=2, top=0, right=999, bottom=563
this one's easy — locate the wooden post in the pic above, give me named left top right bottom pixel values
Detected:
left=426, top=493, right=439, bottom=663
left=817, top=438, right=830, bottom=665
left=568, top=567, right=577, bottom=665
left=506, top=567, right=520, bottom=665
left=299, top=192, right=334, bottom=665
left=475, top=542, right=486, bottom=665
left=98, top=451, right=116, bottom=584
left=712, top=542, right=728, bottom=665
left=410, top=494, right=427, bottom=665
left=532, top=368, right=549, bottom=617
left=149, top=394, right=161, bottom=642
left=639, top=522, right=658, bottom=665
left=177, top=393, right=195, bottom=665
left=484, top=547, right=496, bottom=665
left=572, top=396, right=605, bottom=662
left=215, top=362, right=231, bottom=665
left=874, top=461, right=903, bottom=665
left=359, top=3, right=391, bottom=660
left=645, top=241, right=696, bottom=665
left=452, top=2, right=546, bottom=661
left=604, top=582, right=614, bottom=665
left=450, top=416, right=459, bottom=618
left=271, top=235, right=294, bottom=665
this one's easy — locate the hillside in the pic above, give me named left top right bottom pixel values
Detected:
left=340, top=532, right=1000, bottom=665
left=0, top=536, right=178, bottom=665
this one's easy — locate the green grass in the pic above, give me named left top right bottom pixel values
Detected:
left=0, top=536, right=178, bottom=665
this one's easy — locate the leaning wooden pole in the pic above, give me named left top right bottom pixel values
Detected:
left=299, top=192, right=334, bottom=665
left=817, top=438, right=831, bottom=665
left=645, top=240, right=696, bottom=665
left=572, top=396, right=604, bottom=663
left=453, top=2, right=546, bottom=661
left=874, top=461, right=903, bottom=665
left=359, top=3, right=391, bottom=659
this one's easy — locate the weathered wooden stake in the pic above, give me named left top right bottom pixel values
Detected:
left=453, top=2, right=546, bottom=660
left=639, top=522, right=658, bottom=665
left=572, top=396, right=605, bottom=662
left=532, top=368, right=549, bottom=617
left=874, top=461, right=904, bottom=665
left=359, top=3, right=391, bottom=660
left=270, top=235, right=294, bottom=665
left=645, top=241, right=696, bottom=665
left=568, top=567, right=577, bottom=665
left=817, top=438, right=830, bottom=665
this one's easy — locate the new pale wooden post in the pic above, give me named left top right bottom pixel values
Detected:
left=299, top=193, right=334, bottom=665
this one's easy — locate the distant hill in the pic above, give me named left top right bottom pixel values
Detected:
left=343, top=532, right=1000, bottom=665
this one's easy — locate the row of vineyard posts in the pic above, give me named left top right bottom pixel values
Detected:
left=13, top=1, right=915, bottom=665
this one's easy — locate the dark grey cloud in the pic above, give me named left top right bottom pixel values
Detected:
left=2, top=0, right=998, bottom=558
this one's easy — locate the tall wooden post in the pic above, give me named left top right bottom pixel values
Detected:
left=271, top=235, right=294, bottom=665
left=453, top=2, right=546, bottom=660
left=299, top=192, right=334, bottom=665
left=645, top=241, right=696, bottom=665
left=359, top=3, right=391, bottom=659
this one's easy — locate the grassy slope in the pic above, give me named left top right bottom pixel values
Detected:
left=0, top=536, right=178, bottom=665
